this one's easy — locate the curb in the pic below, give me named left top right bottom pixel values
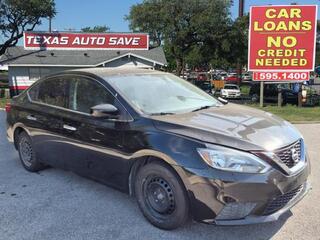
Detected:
left=291, top=121, right=320, bottom=124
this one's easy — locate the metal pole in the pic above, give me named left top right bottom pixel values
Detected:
left=278, top=86, right=282, bottom=107
left=237, top=0, right=245, bottom=84
left=298, top=83, right=302, bottom=107
left=239, top=0, right=245, bottom=17
left=260, top=81, right=264, bottom=107
left=49, top=16, right=52, bottom=32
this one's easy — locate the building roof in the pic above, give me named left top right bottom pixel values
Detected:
left=0, top=46, right=167, bottom=67
left=65, top=67, right=168, bottom=78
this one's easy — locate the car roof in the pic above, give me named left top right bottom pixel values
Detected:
left=224, top=84, right=238, bottom=87
left=65, top=67, right=167, bottom=78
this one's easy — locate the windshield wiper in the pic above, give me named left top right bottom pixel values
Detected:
left=192, top=105, right=213, bottom=112
left=150, top=112, right=175, bottom=116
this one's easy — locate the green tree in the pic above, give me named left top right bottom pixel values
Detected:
left=223, top=14, right=249, bottom=69
left=125, top=1, right=163, bottom=47
left=126, top=0, right=233, bottom=74
left=81, top=25, right=110, bottom=33
left=0, top=0, right=56, bottom=55
left=315, top=20, right=320, bottom=67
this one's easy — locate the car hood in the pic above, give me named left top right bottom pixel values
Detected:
left=151, top=104, right=301, bottom=151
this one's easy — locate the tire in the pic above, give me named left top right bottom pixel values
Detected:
left=17, top=131, right=44, bottom=172
left=251, top=94, right=259, bottom=102
left=134, top=162, right=189, bottom=230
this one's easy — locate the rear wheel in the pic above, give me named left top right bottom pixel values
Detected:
left=17, top=131, right=44, bottom=172
left=134, top=162, right=189, bottom=230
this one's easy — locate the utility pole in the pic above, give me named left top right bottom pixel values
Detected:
left=49, top=16, right=52, bottom=32
left=49, top=0, right=53, bottom=32
left=239, top=0, right=245, bottom=17
left=237, top=0, right=245, bottom=84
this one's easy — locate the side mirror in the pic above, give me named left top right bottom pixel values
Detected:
left=218, top=97, right=228, bottom=105
left=91, top=104, right=119, bottom=118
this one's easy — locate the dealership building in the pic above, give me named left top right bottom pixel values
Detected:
left=0, top=35, right=167, bottom=96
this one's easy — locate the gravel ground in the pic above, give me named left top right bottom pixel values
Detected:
left=0, top=110, right=319, bottom=240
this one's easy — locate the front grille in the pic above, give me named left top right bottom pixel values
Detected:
left=263, top=185, right=303, bottom=216
left=275, top=140, right=302, bottom=168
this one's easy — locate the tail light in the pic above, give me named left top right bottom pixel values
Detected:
left=5, top=102, right=11, bottom=112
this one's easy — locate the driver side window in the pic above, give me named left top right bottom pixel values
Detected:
left=68, top=76, right=114, bottom=114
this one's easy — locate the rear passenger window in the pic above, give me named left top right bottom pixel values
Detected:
left=68, top=77, right=114, bottom=114
left=37, top=78, right=68, bottom=108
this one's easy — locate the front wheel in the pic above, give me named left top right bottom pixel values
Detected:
left=134, top=162, right=189, bottom=230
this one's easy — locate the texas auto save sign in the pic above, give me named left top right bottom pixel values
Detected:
left=248, top=5, right=317, bottom=81
left=24, top=32, right=149, bottom=50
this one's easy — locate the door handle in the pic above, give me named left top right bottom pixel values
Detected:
left=27, top=115, right=37, bottom=121
left=63, top=124, right=77, bottom=131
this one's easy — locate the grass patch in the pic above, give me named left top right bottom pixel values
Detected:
left=0, top=98, right=9, bottom=109
left=247, top=104, right=320, bottom=122
left=240, top=85, right=251, bottom=96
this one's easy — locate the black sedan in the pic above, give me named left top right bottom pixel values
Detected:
left=249, top=83, right=299, bottom=105
left=6, top=68, right=310, bottom=229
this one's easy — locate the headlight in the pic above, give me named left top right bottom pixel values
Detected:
left=197, top=146, right=271, bottom=173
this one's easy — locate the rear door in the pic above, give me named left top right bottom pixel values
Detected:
left=26, top=77, right=69, bottom=169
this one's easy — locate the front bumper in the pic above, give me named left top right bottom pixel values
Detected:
left=214, top=181, right=311, bottom=225
left=178, top=157, right=310, bottom=225
left=221, top=94, right=241, bottom=99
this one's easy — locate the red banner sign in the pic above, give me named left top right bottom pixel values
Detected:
left=24, top=32, right=149, bottom=50
left=252, top=71, right=310, bottom=81
left=248, top=5, right=317, bottom=72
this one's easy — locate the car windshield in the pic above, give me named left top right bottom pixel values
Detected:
left=106, top=73, right=221, bottom=114
left=224, top=85, right=238, bottom=90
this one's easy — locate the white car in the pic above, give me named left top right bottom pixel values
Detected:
left=227, top=73, right=238, bottom=77
left=242, top=73, right=252, bottom=81
left=219, top=72, right=228, bottom=80
left=220, top=84, right=241, bottom=99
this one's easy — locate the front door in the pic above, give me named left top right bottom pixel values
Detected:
left=59, top=75, right=132, bottom=191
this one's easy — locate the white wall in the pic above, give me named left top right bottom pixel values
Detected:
left=9, top=66, right=75, bottom=89
left=8, top=66, right=76, bottom=96
left=8, top=66, right=30, bottom=88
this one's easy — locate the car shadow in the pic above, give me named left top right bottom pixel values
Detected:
left=2, top=155, right=292, bottom=240
left=2, top=157, right=292, bottom=240
left=175, top=211, right=291, bottom=240
left=50, top=166, right=291, bottom=240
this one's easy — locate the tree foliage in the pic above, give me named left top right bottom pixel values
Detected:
left=126, top=0, right=249, bottom=74
left=0, top=0, right=56, bottom=55
left=315, top=20, right=320, bottom=67
left=125, top=1, right=163, bottom=47
left=81, top=25, right=110, bottom=33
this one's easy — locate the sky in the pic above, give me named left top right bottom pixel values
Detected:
left=34, top=0, right=320, bottom=33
